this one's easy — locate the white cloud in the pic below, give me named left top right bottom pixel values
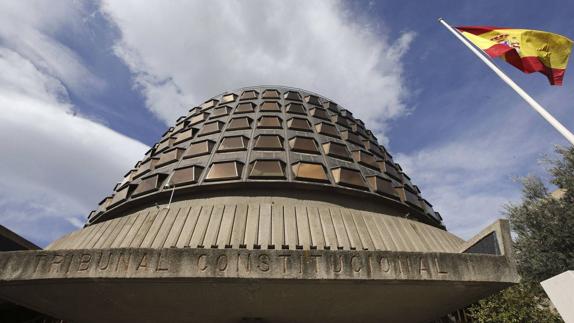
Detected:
left=0, top=3, right=148, bottom=246
left=0, top=1, right=105, bottom=99
left=396, top=83, right=573, bottom=239
left=101, top=0, right=414, bottom=141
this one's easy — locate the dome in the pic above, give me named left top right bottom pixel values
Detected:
left=0, top=86, right=518, bottom=323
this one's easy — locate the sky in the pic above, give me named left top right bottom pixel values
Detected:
left=1, top=1, right=573, bottom=247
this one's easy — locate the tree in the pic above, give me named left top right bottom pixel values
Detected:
left=468, top=146, right=574, bottom=323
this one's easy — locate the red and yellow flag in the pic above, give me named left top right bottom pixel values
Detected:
left=456, top=26, right=573, bottom=85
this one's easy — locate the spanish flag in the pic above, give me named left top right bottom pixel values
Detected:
left=456, top=26, right=573, bottom=85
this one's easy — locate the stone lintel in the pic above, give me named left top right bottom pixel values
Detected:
left=0, top=248, right=518, bottom=283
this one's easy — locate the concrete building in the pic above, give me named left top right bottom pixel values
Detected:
left=0, top=86, right=518, bottom=322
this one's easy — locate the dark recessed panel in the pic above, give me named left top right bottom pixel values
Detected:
left=305, top=95, right=321, bottom=106
left=218, top=136, right=249, bottom=152
left=184, top=140, right=215, bottom=158
left=323, top=142, right=352, bottom=161
left=382, top=161, right=401, bottom=181
left=211, top=106, right=232, bottom=118
left=262, top=89, right=280, bottom=99
left=310, top=107, right=330, bottom=120
left=404, top=187, right=423, bottom=209
left=174, top=128, right=197, bottom=145
left=133, top=158, right=159, bottom=179
left=315, top=122, right=340, bottom=138
left=235, top=102, right=255, bottom=114
left=331, top=167, right=368, bottom=190
left=260, top=101, right=281, bottom=112
left=171, top=165, right=203, bottom=186
left=132, top=173, right=168, bottom=197
left=331, top=115, right=350, bottom=128
left=286, top=103, right=306, bottom=115
left=189, top=112, right=209, bottom=126
left=205, top=161, right=244, bottom=181
left=258, top=116, right=283, bottom=129
left=240, top=90, right=258, bottom=100
left=197, top=121, right=224, bottom=136
left=341, top=130, right=365, bottom=147
left=367, top=175, right=399, bottom=199
left=109, top=184, right=136, bottom=208
left=289, top=136, right=319, bottom=154
left=221, top=93, right=237, bottom=104
left=254, top=135, right=284, bottom=150
left=363, top=140, right=385, bottom=159
left=323, top=101, right=339, bottom=113
left=249, top=160, right=286, bottom=179
left=287, top=117, right=312, bottom=132
left=201, top=99, right=218, bottom=111
left=284, top=91, right=302, bottom=101
left=157, top=148, right=185, bottom=168
left=156, top=137, right=175, bottom=153
left=291, top=162, right=329, bottom=183
left=352, top=150, right=379, bottom=170
left=227, top=117, right=252, bottom=131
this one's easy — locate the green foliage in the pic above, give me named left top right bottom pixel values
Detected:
left=469, top=147, right=574, bottom=322
left=467, top=283, right=561, bottom=323
left=509, top=147, right=574, bottom=283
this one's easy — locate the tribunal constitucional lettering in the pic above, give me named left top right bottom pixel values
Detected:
left=23, top=249, right=451, bottom=280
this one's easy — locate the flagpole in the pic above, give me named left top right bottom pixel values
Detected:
left=438, top=18, right=574, bottom=146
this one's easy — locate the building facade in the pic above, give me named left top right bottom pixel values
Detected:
left=0, top=86, right=518, bottom=322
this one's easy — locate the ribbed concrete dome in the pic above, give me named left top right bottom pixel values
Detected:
left=88, top=86, right=442, bottom=228
left=3, top=86, right=518, bottom=323
left=47, top=85, right=461, bottom=253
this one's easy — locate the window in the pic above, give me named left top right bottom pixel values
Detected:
left=304, top=95, right=321, bottom=106
left=323, top=142, right=351, bottom=160
left=289, top=136, right=319, bottom=154
left=174, top=128, right=197, bottom=144
left=189, top=112, right=209, bottom=125
left=132, top=173, right=168, bottom=197
left=254, top=134, right=284, bottom=150
left=260, top=101, right=281, bottom=112
left=133, top=158, right=159, bottom=179
left=221, top=93, right=237, bottom=103
left=287, top=117, right=312, bottom=132
left=262, top=89, right=280, bottom=99
left=284, top=91, right=302, bottom=101
left=257, top=116, right=282, bottom=129
left=201, top=99, right=218, bottom=110
left=171, top=165, right=203, bottom=186
left=366, top=175, right=399, bottom=199
left=211, top=106, right=232, bottom=118
left=197, top=121, right=224, bottom=136
left=184, top=140, right=215, bottom=158
left=249, top=160, right=285, bottom=179
left=341, top=130, right=365, bottom=147
left=240, top=90, right=258, bottom=100
left=331, top=115, right=350, bottom=128
left=286, top=103, right=306, bottom=115
left=314, top=122, right=340, bottom=138
left=156, top=147, right=185, bottom=167
left=227, top=117, right=252, bottom=131
left=352, top=150, right=379, bottom=170
left=218, top=136, right=249, bottom=152
left=323, top=101, right=339, bottom=113
left=156, top=137, right=175, bottom=153
left=291, top=162, right=329, bottom=183
left=205, top=161, right=244, bottom=181
left=309, top=107, right=330, bottom=120
left=235, top=102, right=255, bottom=114
left=331, top=167, right=367, bottom=190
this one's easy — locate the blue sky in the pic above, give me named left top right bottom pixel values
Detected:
left=1, top=1, right=573, bottom=247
